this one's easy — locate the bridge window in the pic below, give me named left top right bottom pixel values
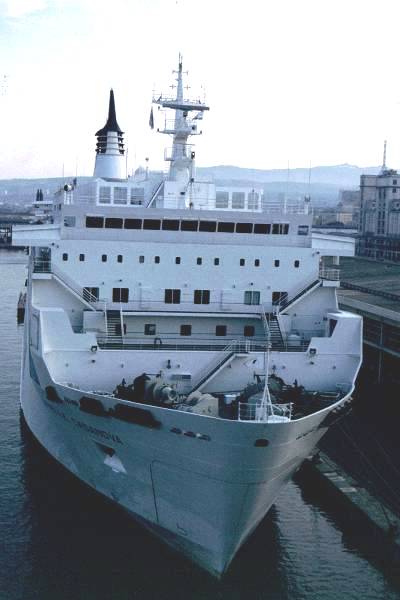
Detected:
left=244, top=325, right=255, bottom=337
left=105, top=217, right=123, bottom=229
left=99, top=187, right=111, bottom=204
left=86, top=216, right=104, bottom=228
left=112, top=288, right=129, bottom=302
left=216, top=325, right=227, bottom=336
left=180, top=324, right=192, bottom=336
left=272, top=223, right=289, bottom=234
left=199, top=220, right=217, bottom=232
left=244, top=291, right=260, bottom=305
left=165, top=289, right=181, bottom=304
left=194, top=290, right=210, bottom=304
left=215, top=191, right=229, bottom=208
left=162, top=219, right=180, bottom=231
left=217, top=222, right=235, bottom=233
left=64, top=216, right=76, bottom=227
left=236, top=222, right=253, bottom=234
left=248, top=191, right=259, bottom=210
left=232, top=192, right=245, bottom=209
left=113, top=187, right=127, bottom=205
left=130, top=188, right=144, bottom=205
left=143, top=219, right=161, bottom=230
left=124, top=218, right=142, bottom=229
left=254, top=223, right=270, bottom=234
left=181, top=220, right=198, bottom=231
left=144, top=324, right=156, bottom=335
left=298, top=225, right=309, bottom=236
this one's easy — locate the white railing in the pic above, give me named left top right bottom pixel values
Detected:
left=164, top=143, right=195, bottom=162
left=238, top=402, right=292, bottom=422
left=189, top=340, right=237, bottom=391
left=159, top=119, right=200, bottom=134
left=54, top=188, right=312, bottom=216
left=32, top=258, right=107, bottom=308
left=319, top=267, right=340, bottom=281
left=95, top=336, right=270, bottom=352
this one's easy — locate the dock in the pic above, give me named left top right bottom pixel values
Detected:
left=338, top=256, right=400, bottom=389
left=297, top=451, right=400, bottom=565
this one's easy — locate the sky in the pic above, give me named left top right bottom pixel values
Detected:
left=1, top=0, right=400, bottom=179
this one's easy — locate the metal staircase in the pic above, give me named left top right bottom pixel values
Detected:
left=268, top=315, right=285, bottom=350
left=190, top=342, right=237, bottom=393
left=106, top=310, right=124, bottom=337
left=279, top=279, right=321, bottom=313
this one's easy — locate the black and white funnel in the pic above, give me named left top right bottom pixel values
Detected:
left=94, top=89, right=125, bottom=179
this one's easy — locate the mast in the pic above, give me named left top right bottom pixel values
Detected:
left=152, top=55, right=209, bottom=186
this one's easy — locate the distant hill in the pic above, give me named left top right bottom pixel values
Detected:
left=0, top=164, right=380, bottom=207
left=198, top=163, right=380, bottom=187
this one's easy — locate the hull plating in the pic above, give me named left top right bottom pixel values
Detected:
left=20, top=349, right=340, bottom=577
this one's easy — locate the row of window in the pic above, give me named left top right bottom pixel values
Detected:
left=63, top=253, right=300, bottom=268
left=85, top=215, right=297, bottom=235
left=98, top=186, right=144, bottom=206
left=84, top=287, right=276, bottom=306
left=85, top=287, right=287, bottom=306
left=142, top=323, right=256, bottom=337
left=215, top=190, right=260, bottom=210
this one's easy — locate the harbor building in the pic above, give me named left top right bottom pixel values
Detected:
left=358, top=143, right=400, bottom=261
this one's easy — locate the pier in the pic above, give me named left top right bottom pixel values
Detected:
left=297, top=452, right=400, bottom=566
left=293, top=256, right=400, bottom=564
left=338, top=256, right=400, bottom=389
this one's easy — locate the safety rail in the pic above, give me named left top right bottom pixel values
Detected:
left=274, top=279, right=321, bottom=314
left=94, top=334, right=313, bottom=353
left=238, top=402, right=293, bottom=422
left=32, top=258, right=51, bottom=273
left=32, top=258, right=106, bottom=307
left=189, top=340, right=237, bottom=392
left=96, top=337, right=271, bottom=352
left=319, top=267, right=340, bottom=281
left=52, top=189, right=312, bottom=215
left=159, top=119, right=200, bottom=133
left=164, top=143, right=195, bottom=162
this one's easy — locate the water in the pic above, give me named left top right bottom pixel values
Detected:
left=1, top=250, right=399, bottom=600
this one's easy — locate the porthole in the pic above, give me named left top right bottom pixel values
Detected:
left=254, top=438, right=270, bottom=447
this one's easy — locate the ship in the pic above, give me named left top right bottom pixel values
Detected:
left=13, top=58, right=362, bottom=578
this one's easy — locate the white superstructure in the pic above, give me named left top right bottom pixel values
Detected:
left=14, top=59, right=362, bottom=578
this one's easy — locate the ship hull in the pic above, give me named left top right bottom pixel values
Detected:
left=21, top=344, right=349, bottom=577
